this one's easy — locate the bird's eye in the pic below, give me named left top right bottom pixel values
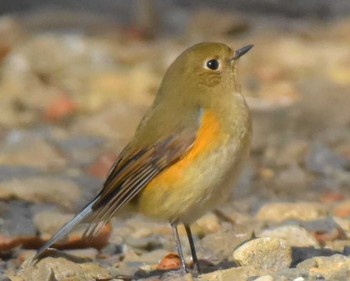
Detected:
left=205, top=59, right=220, bottom=70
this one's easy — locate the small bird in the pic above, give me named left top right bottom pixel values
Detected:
left=33, top=42, right=253, bottom=273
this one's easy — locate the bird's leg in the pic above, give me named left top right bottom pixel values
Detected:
left=184, top=224, right=201, bottom=274
left=171, top=222, right=187, bottom=273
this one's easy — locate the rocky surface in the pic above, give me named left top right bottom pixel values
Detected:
left=0, top=6, right=349, bottom=281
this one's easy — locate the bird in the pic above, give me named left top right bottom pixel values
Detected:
left=33, top=42, right=253, bottom=274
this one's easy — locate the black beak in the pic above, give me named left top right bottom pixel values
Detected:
left=232, top=44, right=254, bottom=60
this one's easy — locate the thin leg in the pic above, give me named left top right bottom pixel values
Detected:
left=184, top=224, right=201, bottom=274
left=171, top=222, right=187, bottom=273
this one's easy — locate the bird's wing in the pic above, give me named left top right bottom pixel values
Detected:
left=33, top=131, right=195, bottom=261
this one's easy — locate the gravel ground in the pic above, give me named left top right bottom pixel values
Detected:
left=0, top=7, right=349, bottom=281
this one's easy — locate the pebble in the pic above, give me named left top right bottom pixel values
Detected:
left=258, top=225, right=319, bottom=247
left=0, top=200, right=36, bottom=237
left=232, top=237, right=292, bottom=271
left=198, top=266, right=260, bottom=281
left=199, top=224, right=254, bottom=262
left=54, top=135, right=105, bottom=167
left=297, top=254, right=350, bottom=281
left=0, top=177, right=81, bottom=211
left=333, top=200, right=350, bottom=218
left=13, top=257, right=111, bottom=281
left=156, top=253, right=181, bottom=270
left=0, top=133, right=67, bottom=170
left=305, top=142, right=348, bottom=175
left=256, top=202, right=326, bottom=223
left=192, top=213, right=222, bottom=236
left=272, top=165, right=311, bottom=194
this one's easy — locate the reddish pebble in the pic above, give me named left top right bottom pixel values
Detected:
left=45, top=93, right=77, bottom=121
left=157, top=253, right=181, bottom=270
left=313, top=228, right=346, bottom=246
left=333, top=205, right=350, bottom=218
left=320, top=192, right=345, bottom=203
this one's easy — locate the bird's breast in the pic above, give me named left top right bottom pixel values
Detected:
left=138, top=108, right=250, bottom=223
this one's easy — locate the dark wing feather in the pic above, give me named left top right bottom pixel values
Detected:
left=33, top=131, right=195, bottom=261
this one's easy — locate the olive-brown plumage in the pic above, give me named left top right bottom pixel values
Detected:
left=33, top=42, right=253, bottom=273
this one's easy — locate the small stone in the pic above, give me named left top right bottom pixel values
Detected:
left=197, top=266, right=260, bottom=281
left=139, top=249, right=171, bottom=266
left=44, top=92, right=77, bottom=122
left=125, top=235, right=164, bottom=251
left=0, top=177, right=81, bottom=211
left=332, top=216, right=350, bottom=234
left=320, top=192, right=345, bottom=203
left=328, top=240, right=350, bottom=252
left=199, top=224, right=254, bottom=263
left=272, top=165, right=311, bottom=194
left=256, top=202, right=326, bottom=223
left=192, top=213, right=221, bottom=236
left=17, top=257, right=111, bottom=281
left=55, top=134, right=105, bottom=167
left=297, top=254, right=350, bottom=281
left=259, top=225, right=319, bottom=247
left=233, top=237, right=292, bottom=271
left=156, top=253, right=181, bottom=270
left=0, top=132, right=67, bottom=170
left=305, top=142, right=348, bottom=175
left=333, top=200, right=350, bottom=218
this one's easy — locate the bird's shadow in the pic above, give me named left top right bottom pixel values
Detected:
left=31, top=248, right=94, bottom=265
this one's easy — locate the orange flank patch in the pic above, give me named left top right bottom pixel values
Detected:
left=147, top=110, right=222, bottom=187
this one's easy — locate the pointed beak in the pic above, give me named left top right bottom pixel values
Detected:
left=232, top=44, right=254, bottom=60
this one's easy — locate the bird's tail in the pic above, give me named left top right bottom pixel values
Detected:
left=32, top=198, right=96, bottom=262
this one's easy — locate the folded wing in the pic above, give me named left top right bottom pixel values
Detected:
left=33, top=131, right=195, bottom=261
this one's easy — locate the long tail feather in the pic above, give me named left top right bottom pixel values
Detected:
left=32, top=199, right=95, bottom=261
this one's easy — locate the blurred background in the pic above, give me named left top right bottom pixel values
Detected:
left=0, top=1, right=350, bottom=280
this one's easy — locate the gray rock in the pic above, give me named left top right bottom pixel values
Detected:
left=53, top=135, right=105, bottom=166
left=305, top=142, right=348, bottom=175
left=272, top=165, right=311, bottom=195
left=0, top=200, right=36, bottom=237
left=299, top=217, right=341, bottom=234
left=0, top=165, right=40, bottom=182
